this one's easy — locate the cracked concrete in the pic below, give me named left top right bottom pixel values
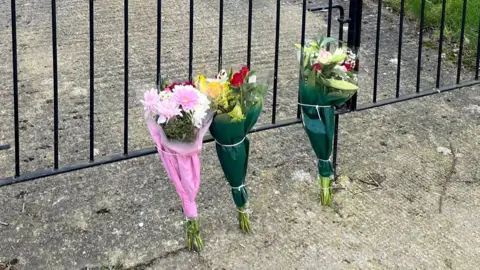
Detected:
left=1, top=0, right=480, bottom=269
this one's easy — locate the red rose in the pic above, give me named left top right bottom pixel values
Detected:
left=343, top=59, right=355, bottom=71
left=168, top=82, right=181, bottom=89
left=312, top=63, right=323, bottom=72
left=344, top=62, right=353, bottom=71
left=230, top=66, right=250, bottom=87
left=240, top=66, right=249, bottom=77
left=230, top=72, right=244, bottom=87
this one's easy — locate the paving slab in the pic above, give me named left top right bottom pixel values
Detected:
left=1, top=0, right=479, bottom=269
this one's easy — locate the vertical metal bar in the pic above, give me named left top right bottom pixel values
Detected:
left=338, top=7, right=345, bottom=43
left=436, top=0, right=446, bottom=89
left=188, top=0, right=194, bottom=82
left=338, top=22, right=343, bottom=44
left=347, top=0, right=363, bottom=54
left=124, top=0, right=129, bottom=155
left=347, top=0, right=362, bottom=111
left=52, top=0, right=59, bottom=169
left=297, top=0, right=307, bottom=119
left=373, top=0, right=382, bottom=102
left=11, top=0, right=20, bottom=177
left=218, top=0, right=223, bottom=72
left=247, top=0, right=253, bottom=68
left=333, top=114, right=339, bottom=178
left=395, top=0, right=405, bottom=98
left=327, top=0, right=332, bottom=37
left=416, top=0, right=426, bottom=93
left=476, top=17, right=480, bottom=80
left=456, top=0, right=468, bottom=84
left=89, top=0, right=95, bottom=162
left=326, top=0, right=333, bottom=38
left=272, top=0, right=280, bottom=124
left=156, top=0, right=161, bottom=87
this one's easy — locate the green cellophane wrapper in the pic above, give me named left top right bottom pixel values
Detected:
left=300, top=82, right=355, bottom=206
left=209, top=100, right=263, bottom=232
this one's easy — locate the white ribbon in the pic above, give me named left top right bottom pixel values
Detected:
left=215, top=136, right=247, bottom=147
left=298, top=103, right=331, bottom=109
left=318, top=157, right=332, bottom=163
left=298, top=103, right=332, bottom=129
left=236, top=208, right=253, bottom=215
left=185, top=216, right=198, bottom=222
left=231, top=184, right=246, bottom=191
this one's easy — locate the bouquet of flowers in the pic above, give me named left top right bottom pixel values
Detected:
left=142, top=80, right=213, bottom=250
left=195, top=67, right=268, bottom=233
left=296, top=36, right=358, bottom=206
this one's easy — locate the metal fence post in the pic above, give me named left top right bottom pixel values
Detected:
left=333, top=0, right=363, bottom=177
left=346, top=0, right=362, bottom=111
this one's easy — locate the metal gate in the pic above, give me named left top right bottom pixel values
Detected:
left=1, top=0, right=479, bottom=186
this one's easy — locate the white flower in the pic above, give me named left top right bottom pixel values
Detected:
left=159, top=91, right=173, bottom=100
left=217, top=69, right=228, bottom=83
left=333, top=47, right=345, bottom=56
left=157, top=115, right=167, bottom=125
left=316, top=49, right=332, bottom=65
left=192, top=93, right=210, bottom=128
left=248, top=75, right=256, bottom=83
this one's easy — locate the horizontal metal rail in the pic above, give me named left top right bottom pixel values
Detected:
left=2, top=0, right=478, bottom=187
left=356, top=80, right=480, bottom=112
left=0, top=118, right=302, bottom=186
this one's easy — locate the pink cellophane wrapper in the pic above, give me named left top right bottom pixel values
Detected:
left=147, top=112, right=214, bottom=218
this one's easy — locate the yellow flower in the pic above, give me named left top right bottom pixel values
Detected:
left=206, top=81, right=223, bottom=99
left=195, top=75, right=225, bottom=99
left=228, top=104, right=245, bottom=122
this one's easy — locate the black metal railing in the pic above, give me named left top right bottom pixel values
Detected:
left=1, top=0, right=479, bottom=187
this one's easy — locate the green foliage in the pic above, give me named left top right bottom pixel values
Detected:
left=384, top=0, right=479, bottom=68
left=214, top=84, right=238, bottom=114
left=297, top=35, right=358, bottom=91
left=159, top=77, right=170, bottom=92
left=325, top=79, right=359, bottom=91
left=228, top=104, right=245, bottom=122
left=227, top=69, right=269, bottom=120
left=163, top=115, right=196, bottom=143
left=238, top=207, right=251, bottom=233
left=185, top=219, right=203, bottom=250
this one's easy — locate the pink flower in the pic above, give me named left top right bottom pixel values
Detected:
left=316, top=49, right=332, bottom=65
left=163, top=87, right=172, bottom=93
left=142, top=88, right=159, bottom=112
left=319, top=49, right=329, bottom=58
left=336, top=65, right=348, bottom=72
left=154, top=98, right=182, bottom=124
left=172, top=85, right=199, bottom=111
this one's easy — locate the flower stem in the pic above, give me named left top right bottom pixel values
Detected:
left=185, top=218, right=203, bottom=250
left=237, top=207, right=251, bottom=233
left=318, top=176, right=333, bottom=206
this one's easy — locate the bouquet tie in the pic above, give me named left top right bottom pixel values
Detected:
left=296, top=36, right=359, bottom=206
left=298, top=102, right=332, bottom=109
left=231, top=183, right=246, bottom=191
left=142, top=81, right=213, bottom=250
left=196, top=67, right=269, bottom=233
left=298, top=103, right=332, bottom=121
left=214, top=136, right=247, bottom=148
left=236, top=208, right=253, bottom=214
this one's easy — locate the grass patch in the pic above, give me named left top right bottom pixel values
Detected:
left=384, top=0, right=480, bottom=68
